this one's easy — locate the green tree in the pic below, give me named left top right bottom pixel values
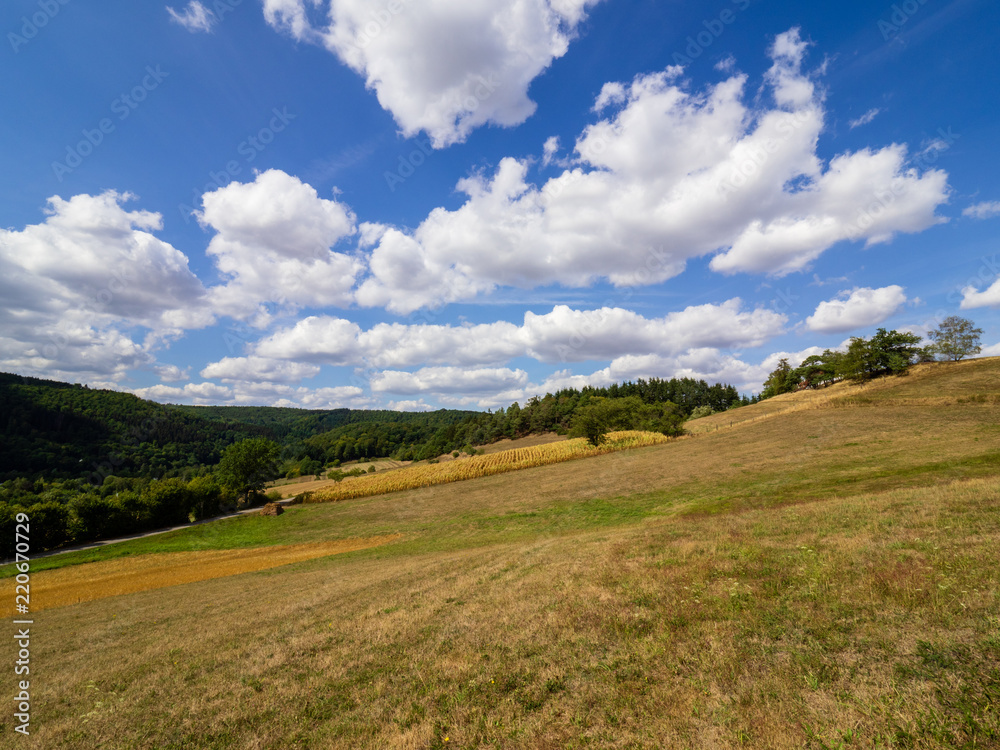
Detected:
left=187, top=475, right=224, bottom=521
left=796, top=350, right=842, bottom=388
left=869, top=328, right=922, bottom=377
left=761, top=358, right=799, bottom=399
left=216, top=438, right=281, bottom=505
left=838, top=329, right=922, bottom=382
left=927, top=316, right=983, bottom=361
left=569, top=396, right=683, bottom=446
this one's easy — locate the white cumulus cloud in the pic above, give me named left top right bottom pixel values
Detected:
left=353, top=28, right=949, bottom=312
left=371, top=366, right=529, bottom=395
left=805, top=285, right=907, bottom=333
left=247, top=299, right=786, bottom=369
left=197, top=169, right=361, bottom=321
left=0, top=190, right=211, bottom=382
left=263, top=0, right=600, bottom=147
left=961, top=279, right=1000, bottom=309
left=199, top=356, right=322, bottom=383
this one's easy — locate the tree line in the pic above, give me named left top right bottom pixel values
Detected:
left=296, top=376, right=746, bottom=465
left=760, top=316, right=983, bottom=398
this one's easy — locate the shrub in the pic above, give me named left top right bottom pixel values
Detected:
left=68, top=494, right=137, bottom=543
left=24, top=500, right=71, bottom=552
left=287, top=491, right=311, bottom=506
left=187, top=475, right=223, bottom=521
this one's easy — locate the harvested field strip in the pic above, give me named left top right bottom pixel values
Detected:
left=308, top=431, right=674, bottom=504
left=3, top=535, right=401, bottom=614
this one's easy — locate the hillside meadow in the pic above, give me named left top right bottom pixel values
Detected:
left=1, top=358, right=999, bottom=748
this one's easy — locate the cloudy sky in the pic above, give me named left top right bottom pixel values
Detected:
left=2, top=0, right=998, bottom=410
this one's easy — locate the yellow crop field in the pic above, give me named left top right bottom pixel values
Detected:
left=308, top=430, right=674, bottom=504
left=2, top=535, right=400, bottom=615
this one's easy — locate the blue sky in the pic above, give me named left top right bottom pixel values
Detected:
left=2, top=0, right=999, bottom=410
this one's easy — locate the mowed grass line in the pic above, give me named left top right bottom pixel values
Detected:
left=0, top=536, right=401, bottom=615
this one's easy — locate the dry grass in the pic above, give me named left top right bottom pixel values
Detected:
left=1, top=536, right=400, bottom=615
left=307, top=431, right=673, bottom=504
left=2, top=360, right=1000, bottom=748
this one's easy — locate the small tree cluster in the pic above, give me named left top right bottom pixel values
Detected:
left=568, top=396, right=684, bottom=447
left=759, top=317, right=985, bottom=398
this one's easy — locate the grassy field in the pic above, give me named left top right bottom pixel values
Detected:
left=306, top=431, right=674, bottom=504
left=2, top=359, right=999, bottom=748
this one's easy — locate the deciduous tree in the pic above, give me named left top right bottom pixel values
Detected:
left=216, top=438, right=281, bottom=505
left=928, top=316, right=983, bottom=361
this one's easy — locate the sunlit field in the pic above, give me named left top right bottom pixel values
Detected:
left=307, top=430, right=674, bottom=504
left=2, top=359, right=999, bottom=748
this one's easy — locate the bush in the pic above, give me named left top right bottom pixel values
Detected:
left=287, top=491, right=311, bottom=506
left=689, top=405, right=715, bottom=420
left=187, top=475, right=223, bottom=521
left=367, top=465, right=377, bottom=473
left=26, top=500, right=71, bottom=552
left=139, top=479, right=194, bottom=528
left=0, top=500, right=72, bottom=556
left=68, top=494, right=137, bottom=543
left=265, top=490, right=282, bottom=502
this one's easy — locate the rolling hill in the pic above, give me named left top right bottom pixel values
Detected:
left=3, top=358, right=999, bottom=748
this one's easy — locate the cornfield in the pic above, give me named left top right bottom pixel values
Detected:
left=308, top=431, right=673, bottom=504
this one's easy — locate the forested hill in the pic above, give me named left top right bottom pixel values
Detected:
left=0, top=371, right=747, bottom=481
left=0, top=373, right=481, bottom=481
left=168, top=405, right=479, bottom=442
left=0, top=373, right=265, bottom=482
left=301, top=377, right=749, bottom=463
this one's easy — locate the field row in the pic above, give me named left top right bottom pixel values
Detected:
left=307, top=431, right=673, bottom=504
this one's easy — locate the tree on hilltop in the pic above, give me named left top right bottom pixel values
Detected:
left=761, top=358, right=798, bottom=398
left=927, top=316, right=983, bottom=361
